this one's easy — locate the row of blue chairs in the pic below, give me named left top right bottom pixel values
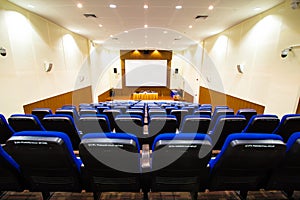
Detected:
left=1, top=131, right=300, bottom=199
left=1, top=112, right=300, bottom=151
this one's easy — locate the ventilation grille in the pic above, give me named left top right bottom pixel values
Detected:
left=83, top=13, right=97, bottom=18
left=195, top=15, right=208, bottom=20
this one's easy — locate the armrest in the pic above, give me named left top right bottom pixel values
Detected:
left=141, top=144, right=151, bottom=169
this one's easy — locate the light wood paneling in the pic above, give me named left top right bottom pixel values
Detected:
left=297, top=98, right=300, bottom=114
left=199, top=86, right=265, bottom=114
left=23, top=86, right=92, bottom=113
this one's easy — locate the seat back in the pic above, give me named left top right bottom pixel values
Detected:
left=0, top=145, right=24, bottom=191
left=170, top=109, right=189, bottom=128
left=79, top=108, right=98, bottom=116
left=243, top=114, right=280, bottom=133
left=273, top=114, right=300, bottom=142
left=209, top=133, right=286, bottom=191
left=147, top=115, right=177, bottom=145
left=115, top=114, right=144, bottom=143
left=79, top=133, right=141, bottom=192
left=236, top=109, right=257, bottom=124
left=125, top=109, right=144, bottom=119
left=210, top=115, right=247, bottom=150
left=267, top=132, right=300, bottom=191
left=194, top=108, right=212, bottom=117
left=78, top=114, right=111, bottom=135
left=31, top=108, right=52, bottom=122
left=8, top=114, right=45, bottom=132
left=179, top=115, right=211, bottom=133
left=151, top=133, right=212, bottom=192
left=0, top=114, right=15, bottom=144
left=208, top=109, right=234, bottom=131
left=55, top=108, right=80, bottom=124
left=102, top=109, right=121, bottom=131
left=42, top=114, right=81, bottom=150
left=5, top=131, right=82, bottom=192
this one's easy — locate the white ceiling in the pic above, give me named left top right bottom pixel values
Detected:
left=8, top=0, right=284, bottom=50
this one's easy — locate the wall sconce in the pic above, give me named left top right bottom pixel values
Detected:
left=0, top=47, right=7, bottom=57
left=281, top=44, right=300, bottom=58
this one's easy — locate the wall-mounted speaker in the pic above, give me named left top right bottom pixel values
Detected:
left=237, top=64, right=244, bottom=74
left=113, top=67, right=117, bottom=73
left=175, top=68, right=178, bottom=74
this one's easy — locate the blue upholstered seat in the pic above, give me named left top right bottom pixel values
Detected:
left=150, top=133, right=212, bottom=200
left=8, top=114, right=46, bottom=132
left=78, top=114, right=111, bottom=135
left=242, top=114, right=280, bottom=133
left=209, top=133, right=286, bottom=199
left=179, top=115, right=211, bottom=134
left=42, top=114, right=81, bottom=150
left=272, top=114, right=300, bottom=142
left=0, top=114, right=15, bottom=144
left=79, top=133, right=143, bottom=200
left=5, top=131, right=82, bottom=198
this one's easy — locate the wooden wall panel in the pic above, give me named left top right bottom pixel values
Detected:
left=183, top=91, right=194, bottom=103
left=23, top=86, right=92, bottom=114
left=98, top=89, right=112, bottom=102
left=297, top=98, right=300, bottom=114
left=199, top=86, right=265, bottom=114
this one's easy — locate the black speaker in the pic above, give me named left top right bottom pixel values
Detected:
left=113, top=68, right=117, bottom=73
left=175, top=68, right=178, bottom=74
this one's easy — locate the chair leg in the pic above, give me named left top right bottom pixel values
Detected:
left=41, top=192, right=53, bottom=200
left=93, top=192, right=101, bottom=200
left=283, top=190, right=294, bottom=199
left=190, top=192, right=198, bottom=200
left=236, top=190, right=248, bottom=200
left=143, top=192, right=149, bottom=200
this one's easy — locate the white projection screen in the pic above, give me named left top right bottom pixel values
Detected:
left=125, top=59, right=168, bottom=87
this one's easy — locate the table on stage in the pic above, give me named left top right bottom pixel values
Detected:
left=132, top=92, right=159, bottom=100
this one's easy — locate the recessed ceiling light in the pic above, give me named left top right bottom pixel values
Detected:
left=98, top=24, right=103, bottom=27
left=77, top=3, right=83, bottom=8
left=254, top=7, right=262, bottom=11
left=28, top=4, right=35, bottom=8
left=110, top=34, right=113, bottom=38
left=144, top=24, right=148, bottom=28
left=208, top=5, right=214, bottom=10
left=109, top=4, right=117, bottom=8
left=144, top=4, right=149, bottom=9
left=124, top=30, right=128, bottom=33
left=189, top=25, right=193, bottom=29
left=163, top=30, right=168, bottom=34
left=175, top=5, right=182, bottom=10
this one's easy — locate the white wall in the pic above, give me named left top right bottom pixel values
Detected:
left=89, top=44, right=120, bottom=101
left=0, top=1, right=90, bottom=117
left=201, top=1, right=300, bottom=117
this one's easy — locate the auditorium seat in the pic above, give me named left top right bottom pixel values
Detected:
left=79, top=108, right=98, bottom=116
left=179, top=115, right=211, bottom=133
left=42, top=114, right=82, bottom=150
left=79, top=133, right=145, bottom=200
left=147, top=115, right=177, bottom=146
left=236, top=108, right=257, bottom=124
left=150, top=133, right=212, bottom=200
left=272, top=114, right=300, bottom=142
left=208, top=109, right=234, bottom=131
left=209, top=133, right=286, bottom=199
left=55, top=107, right=80, bottom=124
left=165, top=106, right=178, bottom=115
left=170, top=109, right=189, bottom=129
left=125, top=108, right=144, bottom=119
left=8, top=114, right=46, bottom=132
left=102, top=109, right=121, bottom=131
left=0, top=114, right=15, bottom=144
left=31, top=108, right=53, bottom=122
left=115, top=114, right=144, bottom=144
left=208, top=115, right=247, bottom=150
left=0, top=145, right=24, bottom=192
left=242, top=114, right=280, bottom=133
left=5, top=131, right=82, bottom=199
left=78, top=114, right=111, bottom=135
left=193, top=107, right=212, bottom=117
left=266, top=132, right=300, bottom=198
left=95, top=106, right=110, bottom=114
